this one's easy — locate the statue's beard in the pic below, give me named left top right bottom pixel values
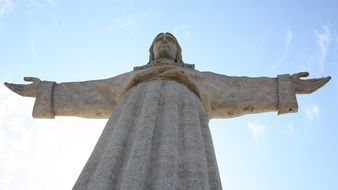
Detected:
left=158, top=45, right=171, bottom=59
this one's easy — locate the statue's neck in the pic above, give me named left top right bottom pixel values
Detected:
left=150, top=58, right=178, bottom=65
left=133, top=58, right=195, bottom=71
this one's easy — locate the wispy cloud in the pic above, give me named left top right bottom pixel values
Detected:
left=304, top=105, right=320, bottom=121
left=24, top=0, right=55, bottom=16
left=0, top=0, right=12, bottom=18
left=315, top=25, right=331, bottom=71
left=111, top=10, right=162, bottom=31
left=285, top=124, right=294, bottom=135
left=273, top=29, right=293, bottom=68
left=247, top=122, right=265, bottom=139
left=112, top=16, right=137, bottom=30
left=30, top=0, right=55, bottom=7
left=172, top=24, right=190, bottom=38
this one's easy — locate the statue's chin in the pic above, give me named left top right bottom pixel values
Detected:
left=159, top=49, right=174, bottom=59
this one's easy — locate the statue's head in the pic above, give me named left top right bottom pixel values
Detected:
left=148, top=32, right=183, bottom=64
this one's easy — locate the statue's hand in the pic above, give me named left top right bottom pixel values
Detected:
left=4, top=77, right=41, bottom=97
left=291, top=72, right=331, bottom=94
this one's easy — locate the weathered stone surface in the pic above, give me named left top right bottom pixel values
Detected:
left=29, top=64, right=297, bottom=190
left=73, top=80, right=222, bottom=190
left=32, top=64, right=300, bottom=120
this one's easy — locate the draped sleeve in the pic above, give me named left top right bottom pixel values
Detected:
left=32, top=72, right=134, bottom=119
left=197, top=72, right=298, bottom=119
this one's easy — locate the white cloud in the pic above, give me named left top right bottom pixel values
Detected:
left=273, top=29, right=293, bottom=68
left=0, top=0, right=12, bottom=18
left=23, top=0, right=55, bottom=16
left=111, top=10, right=162, bottom=31
left=304, top=105, right=320, bottom=121
left=112, top=16, right=137, bottom=30
left=172, top=24, right=190, bottom=38
left=247, top=122, right=265, bottom=139
left=285, top=124, right=294, bottom=134
left=315, top=25, right=331, bottom=71
left=287, top=124, right=294, bottom=133
left=30, top=0, right=55, bottom=7
left=0, top=85, right=106, bottom=190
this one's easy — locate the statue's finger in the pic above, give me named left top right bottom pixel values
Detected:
left=5, top=82, right=17, bottom=92
left=4, top=82, right=17, bottom=91
left=24, top=77, right=31, bottom=81
left=306, top=76, right=331, bottom=83
left=309, top=76, right=331, bottom=93
left=291, top=72, right=309, bottom=81
left=315, top=76, right=331, bottom=86
left=4, top=83, right=26, bottom=95
left=24, top=77, right=41, bottom=83
left=298, top=72, right=309, bottom=78
left=4, top=82, right=13, bottom=91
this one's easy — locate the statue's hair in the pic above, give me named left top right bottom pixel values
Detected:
left=148, top=32, right=184, bottom=64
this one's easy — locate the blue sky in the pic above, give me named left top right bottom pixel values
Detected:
left=0, top=0, right=337, bottom=189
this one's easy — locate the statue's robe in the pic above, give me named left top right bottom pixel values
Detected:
left=32, top=65, right=298, bottom=190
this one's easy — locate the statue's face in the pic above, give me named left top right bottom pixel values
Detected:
left=152, top=34, right=178, bottom=60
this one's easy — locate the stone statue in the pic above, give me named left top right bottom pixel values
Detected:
left=4, top=32, right=331, bottom=190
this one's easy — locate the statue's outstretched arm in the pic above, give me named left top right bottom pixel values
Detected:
left=4, top=73, right=134, bottom=119
left=4, top=77, right=41, bottom=97
left=291, top=72, right=331, bottom=94
left=203, top=72, right=330, bottom=119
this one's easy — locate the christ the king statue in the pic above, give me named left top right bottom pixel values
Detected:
left=5, top=33, right=330, bottom=190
